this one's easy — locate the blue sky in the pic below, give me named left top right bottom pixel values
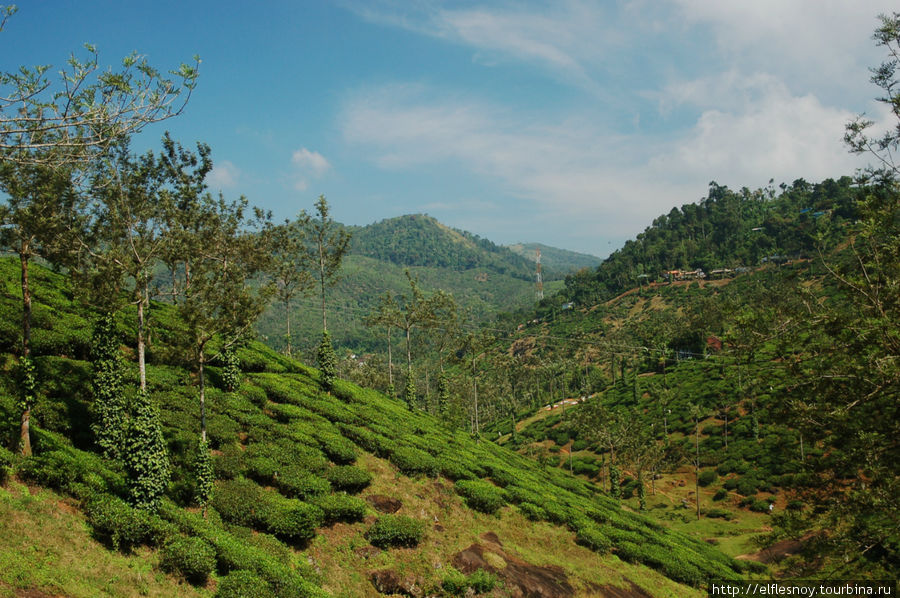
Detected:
left=3, top=1, right=896, bottom=256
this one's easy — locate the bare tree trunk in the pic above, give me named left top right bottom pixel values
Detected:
left=386, top=326, right=393, bottom=388
left=285, top=299, right=292, bottom=357
left=199, top=353, right=207, bottom=443
left=20, top=250, right=31, bottom=358
left=19, top=250, right=32, bottom=456
left=472, top=356, right=479, bottom=441
left=137, top=286, right=148, bottom=392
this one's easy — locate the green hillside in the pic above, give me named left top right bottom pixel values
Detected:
left=475, top=177, right=899, bottom=579
left=257, top=215, right=574, bottom=357
left=0, top=258, right=750, bottom=597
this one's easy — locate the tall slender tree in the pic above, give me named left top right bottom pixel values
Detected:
left=0, top=160, right=78, bottom=455
left=177, top=194, right=272, bottom=442
left=267, top=213, right=312, bottom=357
left=307, top=195, right=350, bottom=333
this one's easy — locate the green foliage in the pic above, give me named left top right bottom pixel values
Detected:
left=122, top=389, right=170, bottom=511
left=221, top=346, right=241, bottom=392
left=211, top=478, right=324, bottom=541
left=159, top=535, right=216, bottom=585
left=195, top=438, right=214, bottom=509
left=454, top=479, right=506, bottom=514
left=575, top=523, right=612, bottom=553
left=403, top=376, right=416, bottom=409
left=390, top=445, right=438, bottom=477
left=441, top=567, right=499, bottom=595
left=365, top=514, right=426, bottom=548
left=325, top=465, right=371, bottom=493
left=90, top=313, right=127, bottom=459
left=316, top=331, right=336, bottom=392
left=310, top=493, right=367, bottom=524
left=83, top=493, right=175, bottom=552
left=216, top=570, right=276, bottom=598
left=698, top=470, right=718, bottom=487
left=0, top=445, right=14, bottom=485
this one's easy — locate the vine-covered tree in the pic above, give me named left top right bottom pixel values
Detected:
left=0, top=160, right=79, bottom=455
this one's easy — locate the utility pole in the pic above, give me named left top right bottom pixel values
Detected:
left=535, top=248, right=543, bottom=300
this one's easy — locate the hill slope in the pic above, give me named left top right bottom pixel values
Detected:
left=257, top=214, right=577, bottom=356
left=0, top=258, right=748, bottom=597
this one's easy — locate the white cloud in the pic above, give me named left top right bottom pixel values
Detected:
left=207, top=160, right=240, bottom=189
left=341, top=81, right=871, bottom=246
left=290, top=147, right=331, bottom=191
left=292, top=148, right=331, bottom=176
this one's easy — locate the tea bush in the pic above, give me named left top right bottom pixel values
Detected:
left=365, top=515, right=425, bottom=548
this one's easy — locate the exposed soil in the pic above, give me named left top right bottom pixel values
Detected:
left=365, top=494, right=403, bottom=513
left=737, top=538, right=804, bottom=564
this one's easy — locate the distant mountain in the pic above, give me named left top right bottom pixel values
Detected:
left=348, top=214, right=536, bottom=280
left=256, top=214, right=563, bottom=355
left=505, top=242, right=601, bottom=276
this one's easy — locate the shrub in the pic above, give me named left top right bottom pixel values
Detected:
left=575, top=524, right=612, bottom=553
left=438, top=457, right=476, bottom=481
left=212, top=478, right=266, bottom=527
left=442, top=568, right=469, bottom=596
left=216, top=569, right=275, bottom=598
left=518, top=502, right=545, bottom=521
left=311, top=493, right=367, bottom=524
left=274, top=468, right=331, bottom=500
left=390, top=445, right=438, bottom=477
left=160, top=536, right=216, bottom=585
left=214, top=443, right=244, bottom=480
left=713, top=488, right=728, bottom=502
left=263, top=501, right=324, bottom=541
left=698, top=470, right=718, bottom=487
left=316, top=432, right=357, bottom=464
left=365, top=515, right=425, bottom=548
left=468, top=569, right=499, bottom=593
left=325, top=465, right=372, bottom=493
left=454, top=480, right=506, bottom=515
left=704, top=508, right=734, bottom=520
left=0, top=445, right=14, bottom=485
left=84, top=494, right=153, bottom=552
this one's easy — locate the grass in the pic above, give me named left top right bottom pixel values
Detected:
left=0, top=480, right=207, bottom=598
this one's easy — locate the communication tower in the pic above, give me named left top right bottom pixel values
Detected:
left=535, top=248, right=544, bottom=300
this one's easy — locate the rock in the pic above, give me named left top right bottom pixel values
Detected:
left=368, top=569, right=424, bottom=597
left=451, top=538, right=575, bottom=598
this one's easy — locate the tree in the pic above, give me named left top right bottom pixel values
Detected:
left=768, top=14, right=900, bottom=576
left=0, top=6, right=198, bottom=168
left=177, top=194, right=272, bottom=443
left=459, top=329, right=495, bottom=439
left=84, top=142, right=166, bottom=392
left=365, top=292, right=400, bottom=397
left=307, top=195, right=350, bottom=333
left=267, top=213, right=312, bottom=357
left=0, top=160, right=78, bottom=455
left=844, top=12, right=900, bottom=178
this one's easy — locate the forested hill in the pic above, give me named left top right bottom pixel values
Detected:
left=348, top=214, right=537, bottom=281
left=558, top=177, right=856, bottom=306
left=506, top=242, right=602, bottom=275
